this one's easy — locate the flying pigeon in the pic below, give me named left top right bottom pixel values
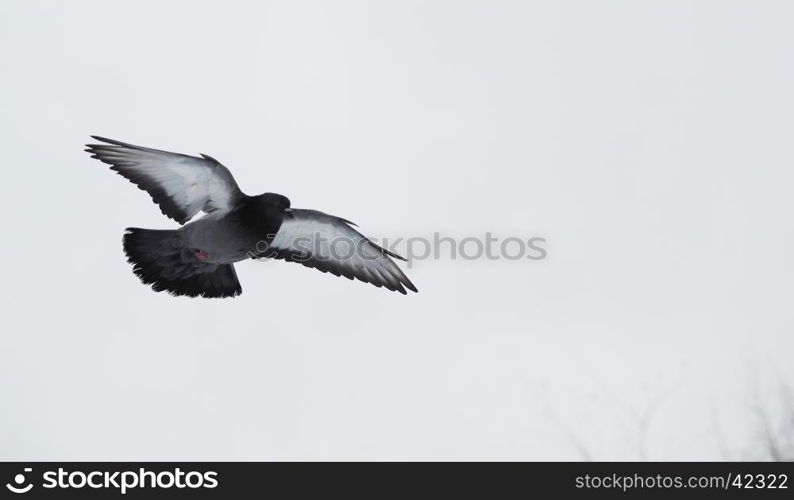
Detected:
left=86, top=136, right=417, bottom=298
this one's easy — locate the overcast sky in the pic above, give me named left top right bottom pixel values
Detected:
left=1, top=0, right=793, bottom=460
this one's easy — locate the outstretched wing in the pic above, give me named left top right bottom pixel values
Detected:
left=262, top=209, right=418, bottom=294
left=85, top=136, right=244, bottom=224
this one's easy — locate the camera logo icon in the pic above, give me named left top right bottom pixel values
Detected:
left=6, top=468, right=33, bottom=494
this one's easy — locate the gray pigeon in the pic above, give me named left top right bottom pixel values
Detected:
left=86, top=136, right=417, bottom=298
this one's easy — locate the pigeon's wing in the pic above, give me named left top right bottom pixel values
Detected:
left=86, top=136, right=244, bottom=224
left=261, top=209, right=418, bottom=294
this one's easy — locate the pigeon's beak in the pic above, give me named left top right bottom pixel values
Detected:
left=284, top=208, right=292, bottom=213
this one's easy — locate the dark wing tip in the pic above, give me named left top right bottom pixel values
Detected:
left=402, top=278, right=418, bottom=293
left=86, top=136, right=126, bottom=151
left=88, top=135, right=149, bottom=151
left=89, top=135, right=118, bottom=145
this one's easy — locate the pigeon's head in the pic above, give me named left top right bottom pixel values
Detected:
left=256, top=192, right=291, bottom=211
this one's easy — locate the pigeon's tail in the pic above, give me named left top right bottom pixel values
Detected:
left=122, top=228, right=242, bottom=298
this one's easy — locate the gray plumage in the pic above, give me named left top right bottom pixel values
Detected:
left=86, top=136, right=417, bottom=298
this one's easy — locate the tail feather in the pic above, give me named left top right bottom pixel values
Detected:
left=123, top=228, right=242, bottom=298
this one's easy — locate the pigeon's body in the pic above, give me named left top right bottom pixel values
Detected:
left=86, top=136, right=417, bottom=298
left=181, top=195, right=286, bottom=264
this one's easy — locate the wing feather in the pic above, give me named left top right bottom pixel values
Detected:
left=265, top=209, right=417, bottom=294
left=85, top=136, right=244, bottom=224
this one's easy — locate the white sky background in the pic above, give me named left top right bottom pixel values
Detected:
left=1, top=0, right=793, bottom=460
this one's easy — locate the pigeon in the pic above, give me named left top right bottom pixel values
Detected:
left=85, top=136, right=417, bottom=298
